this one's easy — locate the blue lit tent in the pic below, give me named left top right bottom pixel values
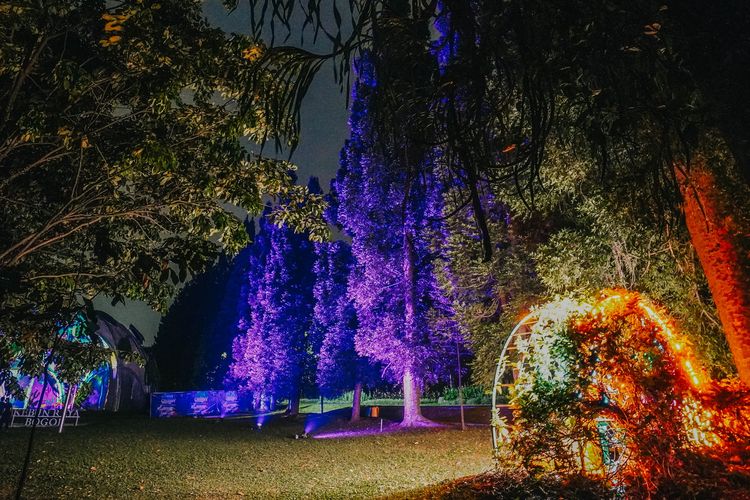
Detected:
left=2, top=312, right=149, bottom=412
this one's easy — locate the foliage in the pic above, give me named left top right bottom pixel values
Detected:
left=0, top=0, right=326, bottom=388
left=225, top=210, right=272, bottom=394
left=224, top=0, right=746, bottom=242
left=1, top=311, right=141, bottom=400
left=495, top=291, right=750, bottom=496
left=438, top=188, right=543, bottom=387
left=532, top=192, right=734, bottom=377
left=336, top=55, right=458, bottom=394
left=431, top=1, right=727, bottom=389
left=202, top=223, right=260, bottom=389
left=229, top=180, right=320, bottom=409
left=513, top=135, right=734, bottom=376
left=446, top=123, right=734, bottom=378
left=222, top=0, right=750, bottom=387
left=396, top=469, right=612, bottom=500
left=313, top=240, right=377, bottom=398
left=153, top=218, right=277, bottom=392
left=153, top=253, right=232, bottom=391
left=437, top=385, right=489, bottom=405
left=73, top=379, right=93, bottom=407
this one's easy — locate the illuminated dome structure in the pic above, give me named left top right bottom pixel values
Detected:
left=490, top=290, right=731, bottom=481
left=2, top=312, right=149, bottom=411
left=490, top=310, right=538, bottom=449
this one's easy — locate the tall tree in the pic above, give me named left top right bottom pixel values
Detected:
left=154, top=219, right=273, bottom=392
left=337, top=55, right=457, bottom=426
left=0, top=0, right=326, bottom=385
left=676, top=147, right=750, bottom=383
left=230, top=179, right=320, bottom=414
left=153, top=255, right=231, bottom=391
left=202, top=220, right=260, bottom=389
left=232, top=0, right=750, bottom=384
left=313, top=239, right=375, bottom=421
left=438, top=189, right=543, bottom=386
left=227, top=210, right=274, bottom=408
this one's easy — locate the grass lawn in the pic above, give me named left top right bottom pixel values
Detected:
left=0, top=412, right=494, bottom=499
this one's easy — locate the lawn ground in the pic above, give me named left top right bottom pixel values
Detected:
left=0, top=412, right=494, bottom=499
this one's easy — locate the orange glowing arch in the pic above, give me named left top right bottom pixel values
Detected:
left=491, top=290, right=718, bottom=473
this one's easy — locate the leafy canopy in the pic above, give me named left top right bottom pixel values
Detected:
left=0, top=0, right=326, bottom=382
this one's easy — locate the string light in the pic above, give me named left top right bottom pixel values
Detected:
left=493, top=289, right=750, bottom=489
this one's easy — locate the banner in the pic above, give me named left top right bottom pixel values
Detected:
left=150, top=391, right=249, bottom=418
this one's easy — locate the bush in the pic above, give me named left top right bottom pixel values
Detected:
left=494, top=291, right=750, bottom=496
left=404, top=469, right=612, bottom=499
left=441, top=387, right=458, bottom=401
left=438, top=385, right=490, bottom=404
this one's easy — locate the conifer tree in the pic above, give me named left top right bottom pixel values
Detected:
left=230, top=180, right=319, bottom=414
left=154, top=256, right=231, bottom=391
left=202, top=219, right=262, bottom=389
left=313, top=240, right=375, bottom=421
left=336, top=58, right=458, bottom=426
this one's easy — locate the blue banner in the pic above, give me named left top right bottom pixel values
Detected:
left=150, top=390, right=250, bottom=418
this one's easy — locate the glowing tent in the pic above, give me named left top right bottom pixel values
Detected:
left=1, top=312, right=149, bottom=412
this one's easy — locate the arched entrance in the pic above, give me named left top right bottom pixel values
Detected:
left=490, top=290, right=720, bottom=479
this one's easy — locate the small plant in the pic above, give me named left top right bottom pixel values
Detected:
left=73, top=381, right=93, bottom=407
left=441, top=387, right=458, bottom=401
left=462, top=385, right=487, bottom=402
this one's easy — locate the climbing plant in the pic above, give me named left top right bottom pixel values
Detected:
left=494, top=290, right=750, bottom=496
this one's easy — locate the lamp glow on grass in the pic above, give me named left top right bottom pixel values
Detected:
left=0, top=413, right=493, bottom=498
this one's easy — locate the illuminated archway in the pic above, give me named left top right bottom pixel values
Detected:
left=491, top=290, right=721, bottom=478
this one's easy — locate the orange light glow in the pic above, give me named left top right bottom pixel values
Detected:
left=493, top=289, right=750, bottom=486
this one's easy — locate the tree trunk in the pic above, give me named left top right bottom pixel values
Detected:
left=256, top=392, right=270, bottom=412
left=456, top=341, right=465, bottom=431
left=350, top=381, right=362, bottom=422
left=678, top=161, right=750, bottom=384
left=401, top=228, right=427, bottom=426
left=401, top=367, right=424, bottom=426
left=287, top=390, right=300, bottom=416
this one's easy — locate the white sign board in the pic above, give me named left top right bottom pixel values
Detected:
left=11, top=408, right=80, bottom=428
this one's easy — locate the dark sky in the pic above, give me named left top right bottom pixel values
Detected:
left=94, top=0, right=350, bottom=344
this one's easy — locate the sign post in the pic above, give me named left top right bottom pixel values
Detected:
left=58, top=384, right=76, bottom=434
left=456, top=341, right=465, bottom=431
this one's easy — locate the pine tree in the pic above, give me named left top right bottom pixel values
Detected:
left=201, top=219, right=262, bottom=389
left=229, top=180, right=320, bottom=414
left=153, top=256, right=231, bottom=391
left=336, top=57, right=458, bottom=426
left=313, top=240, right=375, bottom=421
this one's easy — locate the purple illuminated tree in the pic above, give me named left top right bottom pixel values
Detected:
left=229, top=180, right=319, bottom=414
left=336, top=56, right=458, bottom=426
left=227, top=210, right=271, bottom=405
left=313, top=239, right=376, bottom=421
left=217, top=217, right=265, bottom=386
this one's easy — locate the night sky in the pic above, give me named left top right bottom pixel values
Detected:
left=94, top=0, right=350, bottom=344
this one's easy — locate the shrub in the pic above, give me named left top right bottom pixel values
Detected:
left=494, top=290, right=750, bottom=496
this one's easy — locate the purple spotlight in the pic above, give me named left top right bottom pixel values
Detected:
left=304, top=416, right=316, bottom=435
